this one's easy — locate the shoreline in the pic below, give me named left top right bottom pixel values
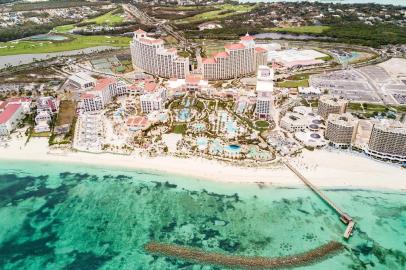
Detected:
left=1, top=137, right=405, bottom=191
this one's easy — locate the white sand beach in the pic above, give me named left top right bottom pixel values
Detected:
left=1, top=136, right=405, bottom=190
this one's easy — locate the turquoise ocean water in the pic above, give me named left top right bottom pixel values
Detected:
left=0, top=159, right=405, bottom=269
left=239, top=0, right=406, bottom=7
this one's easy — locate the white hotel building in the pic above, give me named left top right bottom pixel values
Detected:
left=140, top=87, right=167, bottom=114
left=81, top=78, right=128, bottom=112
left=130, top=29, right=189, bottom=79
left=366, top=120, right=406, bottom=162
left=0, top=98, right=31, bottom=136
left=201, top=34, right=268, bottom=80
left=255, top=66, right=274, bottom=120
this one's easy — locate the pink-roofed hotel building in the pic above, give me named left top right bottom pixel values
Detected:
left=0, top=103, right=24, bottom=136
left=81, top=78, right=128, bottom=112
left=201, top=34, right=267, bottom=80
left=130, top=29, right=189, bottom=79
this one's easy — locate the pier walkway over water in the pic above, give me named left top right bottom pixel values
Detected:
left=283, top=160, right=355, bottom=239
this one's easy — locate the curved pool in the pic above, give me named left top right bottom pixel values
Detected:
left=225, top=144, right=241, bottom=153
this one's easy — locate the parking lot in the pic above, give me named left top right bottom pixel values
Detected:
left=310, top=64, right=406, bottom=104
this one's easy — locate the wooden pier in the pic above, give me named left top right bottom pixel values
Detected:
left=283, top=160, right=355, bottom=239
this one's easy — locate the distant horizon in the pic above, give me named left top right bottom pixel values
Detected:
left=239, top=0, right=406, bottom=7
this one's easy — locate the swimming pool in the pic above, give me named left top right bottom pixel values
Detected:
left=178, top=109, right=190, bottom=121
left=196, top=137, right=208, bottom=151
left=224, top=144, right=241, bottom=153
left=209, top=139, right=224, bottom=155
left=193, top=123, right=206, bottom=132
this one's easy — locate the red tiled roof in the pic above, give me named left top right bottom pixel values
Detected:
left=94, top=77, right=116, bottom=91
left=145, top=82, right=157, bottom=92
left=186, top=75, right=202, bottom=84
left=240, top=35, right=255, bottom=41
left=202, top=58, right=216, bottom=64
left=126, top=116, right=148, bottom=127
left=140, top=37, right=163, bottom=45
left=135, top=29, right=146, bottom=34
left=224, top=43, right=245, bottom=50
left=255, top=47, right=268, bottom=53
left=8, top=97, right=32, bottom=103
left=81, top=93, right=95, bottom=99
left=0, top=103, right=21, bottom=124
left=214, top=51, right=229, bottom=58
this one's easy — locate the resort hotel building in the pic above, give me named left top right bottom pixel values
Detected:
left=201, top=33, right=268, bottom=80
left=317, top=95, right=348, bottom=119
left=130, top=29, right=189, bottom=79
left=255, top=65, right=274, bottom=120
left=325, top=113, right=358, bottom=148
left=366, top=120, right=406, bottom=162
left=81, top=78, right=129, bottom=112
left=167, top=75, right=209, bottom=94
left=0, top=98, right=31, bottom=136
left=140, top=87, right=168, bottom=114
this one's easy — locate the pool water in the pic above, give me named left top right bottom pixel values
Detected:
left=196, top=137, right=208, bottom=150
left=224, top=144, right=241, bottom=154
left=209, top=139, right=224, bottom=155
left=178, top=109, right=190, bottom=121
left=193, top=123, right=206, bottom=132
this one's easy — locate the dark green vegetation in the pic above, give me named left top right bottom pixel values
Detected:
left=0, top=20, right=76, bottom=42
left=254, top=120, right=270, bottom=129
left=148, top=2, right=406, bottom=47
left=273, top=23, right=406, bottom=48
left=348, top=102, right=406, bottom=119
left=172, top=124, right=187, bottom=134
left=10, top=0, right=109, bottom=11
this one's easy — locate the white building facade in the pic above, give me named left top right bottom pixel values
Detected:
left=81, top=78, right=129, bottom=112
left=140, top=87, right=168, bottom=114
left=0, top=103, right=25, bottom=136
left=201, top=34, right=268, bottom=80
left=255, top=66, right=274, bottom=120
left=130, top=29, right=189, bottom=79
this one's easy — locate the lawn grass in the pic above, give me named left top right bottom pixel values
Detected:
left=175, top=4, right=255, bottom=24
left=172, top=123, right=187, bottom=134
left=83, top=9, right=124, bottom=26
left=277, top=79, right=309, bottom=88
left=31, top=131, right=51, bottom=137
left=348, top=102, right=406, bottom=113
left=255, top=120, right=269, bottom=128
left=0, top=34, right=131, bottom=56
left=53, top=24, right=76, bottom=33
left=268, top=26, right=331, bottom=35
